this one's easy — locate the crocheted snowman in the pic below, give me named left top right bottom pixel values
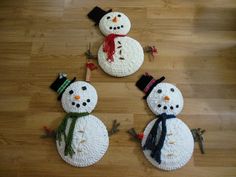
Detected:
left=88, top=6, right=144, bottom=77
left=136, top=74, right=194, bottom=171
left=50, top=73, right=109, bottom=167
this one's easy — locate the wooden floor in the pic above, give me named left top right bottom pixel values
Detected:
left=0, top=0, right=236, bottom=176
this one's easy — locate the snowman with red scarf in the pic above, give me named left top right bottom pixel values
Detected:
left=88, top=7, right=144, bottom=77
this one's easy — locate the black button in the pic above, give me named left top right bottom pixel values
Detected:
left=109, top=26, right=112, bottom=30
left=158, top=104, right=161, bottom=108
left=113, top=27, right=116, bottom=30
left=170, top=106, right=173, bottom=110
left=117, top=26, right=120, bottom=29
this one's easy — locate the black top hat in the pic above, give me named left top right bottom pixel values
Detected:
left=87, top=6, right=112, bottom=25
left=136, top=73, right=165, bottom=99
left=50, top=73, right=76, bottom=100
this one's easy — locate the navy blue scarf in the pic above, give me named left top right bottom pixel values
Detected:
left=143, top=113, right=176, bottom=164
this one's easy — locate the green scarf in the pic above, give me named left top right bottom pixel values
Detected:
left=56, top=112, right=89, bottom=157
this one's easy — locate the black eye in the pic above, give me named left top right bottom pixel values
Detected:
left=69, top=90, right=74, bottom=94
left=157, top=89, right=162, bottom=93
left=121, top=25, right=124, bottom=28
left=72, top=102, right=75, bottom=106
left=82, top=86, right=87, bottom=90
left=170, top=88, right=175, bottom=92
left=109, top=26, right=112, bottom=29
left=106, top=16, right=110, bottom=19
left=82, top=102, right=87, bottom=106
left=76, top=104, right=80, bottom=108
left=176, top=105, right=179, bottom=108
left=87, top=99, right=90, bottom=103
left=118, top=14, right=121, bottom=17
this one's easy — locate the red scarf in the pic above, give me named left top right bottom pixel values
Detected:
left=103, top=33, right=126, bottom=63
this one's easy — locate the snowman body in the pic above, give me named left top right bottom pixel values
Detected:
left=57, top=81, right=109, bottom=167
left=57, top=115, right=109, bottom=167
left=142, top=118, right=193, bottom=170
left=142, top=82, right=194, bottom=170
left=98, top=12, right=144, bottom=77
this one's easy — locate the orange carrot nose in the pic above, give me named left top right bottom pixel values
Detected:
left=112, top=17, right=118, bottom=23
left=164, top=96, right=170, bottom=101
left=74, top=95, right=80, bottom=100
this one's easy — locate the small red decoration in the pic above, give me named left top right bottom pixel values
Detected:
left=86, top=62, right=98, bottom=71
left=150, top=46, right=157, bottom=57
left=144, top=45, right=158, bottom=61
left=136, top=133, right=144, bottom=140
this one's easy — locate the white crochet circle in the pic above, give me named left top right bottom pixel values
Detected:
left=147, top=83, right=184, bottom=116
left=61, top=81, right=98, bottom=113
left=56, top=115, right=109, bottom=167
left=99, top=12, right=131, bottom=36
left=98, top=36, right=144, bottom=77
left=142, top=118, right=194, bottom=171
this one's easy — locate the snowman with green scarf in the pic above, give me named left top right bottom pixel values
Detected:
left=50, top=73, right=118, bottom=167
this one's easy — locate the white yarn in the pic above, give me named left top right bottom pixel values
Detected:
left=58, top=81, right=109, bottom=167
left=142, top=118, right=194, bottom=171
left=56, top=115, right=109, bottom=167
left=143, top=82, right=194, bottom=170
left=61, top=81, right=98, bottom=113
left=98, top=36, right=144, bottom=77
left=147, top=83, right=184, bottom=116
left=99, top=12, right=131, bottom=36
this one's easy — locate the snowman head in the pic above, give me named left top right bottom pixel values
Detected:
left=50, top=74, right=98, bottom=113
left=136, top=74, right=184, bottom=116
left=61, top=81, right=98, bottom=113
left=99, top=12, right=131, bottom=36
left=147, top=83, right=184, bottom=116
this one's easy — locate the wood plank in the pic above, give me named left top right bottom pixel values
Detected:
left=0, top=0, right=236, bottom=176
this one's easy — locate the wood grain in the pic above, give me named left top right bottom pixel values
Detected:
left=0, top=0, right=236, bottom=176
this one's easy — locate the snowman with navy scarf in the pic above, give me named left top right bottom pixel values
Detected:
left=135, top=73, right=194, bottom=171
left=88, top=6, right=144, bottom=77
left=50, top=73, right=119, bottom=167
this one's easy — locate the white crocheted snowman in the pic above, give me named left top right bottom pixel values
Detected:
left=88, top=6, right=144, bottom=77
left=136, top=74, right=194, bottom=171
left=50, top=73, right=109, bottom=167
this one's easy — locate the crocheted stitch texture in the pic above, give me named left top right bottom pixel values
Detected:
left=142, top=118, right=194, bottom=171
left=146, top=83, right=184, bottom=116
left=99, top=12, right=131, bottom=36
left=61, top=81, right=98, bottom=113
left=98, top=36, right=144, bottom=77
left=57, top=115, right=109, bottom=167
